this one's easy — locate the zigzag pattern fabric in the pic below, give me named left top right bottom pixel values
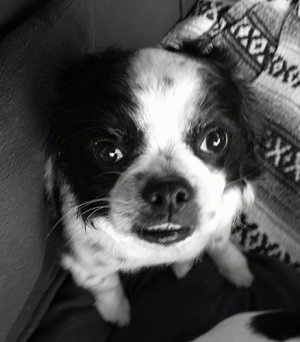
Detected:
left=162, top=0, right=300, bottom=269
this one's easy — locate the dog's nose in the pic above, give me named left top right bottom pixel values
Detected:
left=142, top=177, right=192, bottom=214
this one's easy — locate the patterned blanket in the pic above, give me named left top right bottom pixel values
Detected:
left=161, top=0, right=300, bottom=269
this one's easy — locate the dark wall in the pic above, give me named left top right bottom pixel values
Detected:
left=0, top=0, right=50, bottom=39
left=94, top=0, right=195, bottom=49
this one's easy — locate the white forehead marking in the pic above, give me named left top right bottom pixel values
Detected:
left=130, top=48, right=205, bottom=149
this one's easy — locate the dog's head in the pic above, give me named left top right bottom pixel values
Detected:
left=48, top=46, right=262, bottom=260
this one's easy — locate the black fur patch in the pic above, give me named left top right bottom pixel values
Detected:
left=49, top=49, right=143, bottom=219
left=251, top=311, right=300, bottom=341
left=181, top=42, right=264, bottom=185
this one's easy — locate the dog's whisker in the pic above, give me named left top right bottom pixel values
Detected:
left=82, top=206, right=110, bottom=229
left=80, top=205, right=109, bottom=218
left=82, top=205, right=137, bottom=222
left=77, top=200, right=130, bottom=218
left=77, top=197, right=128, bottom=206
left=84, top=208, right=109, bottom=229
left=45, top=199, right=108, bottom=241
left=83, top=205, right=138, bottom=230
left=46, top=198, right=129, bottom=240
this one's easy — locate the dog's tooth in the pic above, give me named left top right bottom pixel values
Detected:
left=144, top=223, right=182, bottom=232
left=158, top=232, right=179, bottom=243
left=168, top=224, right=181, bottom=231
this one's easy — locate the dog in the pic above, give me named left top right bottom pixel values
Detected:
left=45, top=43, right=262, bottom=326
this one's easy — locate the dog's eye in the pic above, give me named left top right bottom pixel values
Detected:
left=92, top=140, right=124, bottom=166
left=200, top=127, right=229, bottom=154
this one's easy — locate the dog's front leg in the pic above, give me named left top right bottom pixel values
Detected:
left=172, top=260, right=194, bottom=279
left=92, top=272, right=130, bottom=326
left=208, top=240, right=254, bottom=288
left=63, top=254, right=130, bottom=326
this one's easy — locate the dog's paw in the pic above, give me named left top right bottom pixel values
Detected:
left=209, top=241, right=254, bottom=288
left=172, top=260, right=194, bottom=279
left=95, top=295, right=130, bottom=327
left=220, top=263, right=254, bottom=288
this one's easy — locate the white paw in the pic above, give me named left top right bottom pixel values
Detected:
left=172, top=260, right=194, bottom=279
left=95, top=295, right=131, bottom=327
left=221, top=264, right=254, bottom=288
left=209, top=241, right=254, bottom=288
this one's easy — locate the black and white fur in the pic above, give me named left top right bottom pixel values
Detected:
left=46, top=45, right=262, bottom=326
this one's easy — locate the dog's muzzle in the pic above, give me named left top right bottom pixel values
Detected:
left=133, top=176, right=196, bottom=245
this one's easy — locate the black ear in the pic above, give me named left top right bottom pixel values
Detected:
left=53, top=48, right=133, bottom=112
left=164, top=37, right=226, bottom=64
left=47, top=48, right=134, bottom=156
left=238, top=83, right=265, bottom=180
left=46, top=54, right=100, bottom=157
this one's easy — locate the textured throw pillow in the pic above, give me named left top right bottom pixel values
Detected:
left=161, top=0, right=300, bottom=269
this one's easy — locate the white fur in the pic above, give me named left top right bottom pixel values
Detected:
left=53, top=48, right=254, bottom=325
left=130, top=48, right=204, bottom=148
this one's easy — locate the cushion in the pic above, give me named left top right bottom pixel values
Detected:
left=0, top=1, right=93, bottom=341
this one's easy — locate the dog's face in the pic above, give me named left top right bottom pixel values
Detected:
left=50, top=47, right=260, bottom=259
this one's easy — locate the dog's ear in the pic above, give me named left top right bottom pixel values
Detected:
left=46, top=54, right=100, bottom=157
left=55, top=48, right=133, bottom=96
left=164, top=36, right=225, bottom=63
left=237, top=82, right=265, bottom=180
left=47, top=48, right=134, bottom=156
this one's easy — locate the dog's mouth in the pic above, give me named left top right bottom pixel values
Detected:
left=133, top=223, right=194, bottom=245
